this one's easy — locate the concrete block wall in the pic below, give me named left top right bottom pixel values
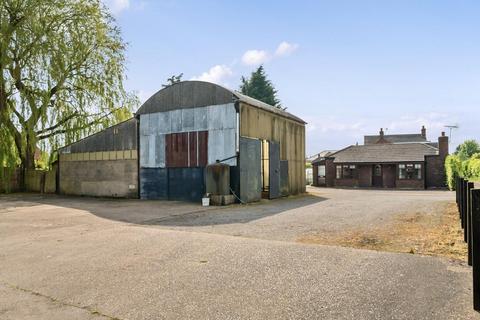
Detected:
left=59, top=156, right=138, bottom=198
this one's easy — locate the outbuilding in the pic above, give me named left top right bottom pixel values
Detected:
left=58, top=81, right=306, bottom=202
left=311, top=127, right=448, bottom=189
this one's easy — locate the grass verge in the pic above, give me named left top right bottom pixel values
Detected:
left=297, top=202, right=467, bottom=261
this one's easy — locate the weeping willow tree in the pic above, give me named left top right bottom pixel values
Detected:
left=0, top=0, right=137, bottom=189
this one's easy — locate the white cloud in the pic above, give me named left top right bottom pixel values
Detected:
left=103, top=0, right=130, bottom=15
left=386, top=112, right=452, bottom=134
left=275, top=41, right=299, bottom=57
left=191, top=65, right=233, bottom=85
left=241, top=50, right=270, bottom=66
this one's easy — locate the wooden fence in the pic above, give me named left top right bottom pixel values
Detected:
left=456, top=177, right=480, bottom=311
left=0, top=167, right=57, bottom=194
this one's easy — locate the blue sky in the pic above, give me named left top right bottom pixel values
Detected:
left=105, top=0, right=479, bottom=156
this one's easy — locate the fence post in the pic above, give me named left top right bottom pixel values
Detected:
left=471, top=189, right=480, bottom=311
left=461, top=178, right=465, bottom=227
left=464, top=179, right=468, bottom=242
left=457, top=176, right=460, bottom=207
left=468, top=182, right=475, bottom=266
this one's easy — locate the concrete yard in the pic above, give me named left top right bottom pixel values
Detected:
left=1, top=188, right=479, bottom=319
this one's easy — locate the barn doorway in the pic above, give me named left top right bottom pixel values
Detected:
left=260, top=140, right=281, bottom=199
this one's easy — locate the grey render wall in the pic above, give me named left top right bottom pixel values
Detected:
left=59, top=158, right=138, bottom=198
left=139, top=103, right=237, bottom=168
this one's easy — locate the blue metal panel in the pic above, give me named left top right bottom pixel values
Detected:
left=139, top=168, right=168, bottom=200
left=239, top=137, right=261, bottom=203
left=168, top=168, right=205, bottom=201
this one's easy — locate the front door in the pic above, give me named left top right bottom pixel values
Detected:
left=372, top=164, right=383, bottom=187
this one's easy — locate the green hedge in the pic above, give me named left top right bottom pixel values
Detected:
left=446, top=153, right=480, bottom=190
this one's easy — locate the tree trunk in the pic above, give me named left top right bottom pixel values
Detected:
left=20, top=133, right=36, bottom=191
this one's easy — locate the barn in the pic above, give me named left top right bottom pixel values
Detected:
left=58, top=81, right=306, bottom=202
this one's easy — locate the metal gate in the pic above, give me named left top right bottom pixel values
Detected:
left=239, top=137, right=261, bottom=203
left=269, top=141, right=281, bottom=199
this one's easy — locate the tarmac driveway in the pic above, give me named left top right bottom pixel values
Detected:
left=1, top=189, right=479, bottom=319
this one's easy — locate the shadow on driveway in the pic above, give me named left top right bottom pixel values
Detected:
left=0, top=192, right=327, bottom=227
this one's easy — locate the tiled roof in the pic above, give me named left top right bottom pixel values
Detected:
left=364, top=134, right=427, bottom=145
left=311, top=150, right=338, bottom=164
left=331, top=143, right=439, bottom=163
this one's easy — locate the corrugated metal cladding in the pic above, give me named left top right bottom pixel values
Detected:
left=139, top=167, right=205, bottom=201
left=139, top=103, right=237, bottom=168
left=60, top=118, right=137, bottom=153
left=239, top=137, right=262, bottom=203
left=165, top=131, right=208, bottom=167
left=240, top=103, right=306, bottom=195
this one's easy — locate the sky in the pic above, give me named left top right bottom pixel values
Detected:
left=104, top=0, right=479, bottom=156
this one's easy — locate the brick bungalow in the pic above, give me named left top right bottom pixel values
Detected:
left=312, top=126, right=449, bottom=189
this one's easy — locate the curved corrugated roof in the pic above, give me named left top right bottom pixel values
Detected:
left=135, top=81, right=306, bottom=124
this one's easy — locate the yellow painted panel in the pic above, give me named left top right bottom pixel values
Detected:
left=102, top=152, right=109, bottom=160
left=240, top=102, right=306, bottom=194
left=131, top=150, right=138, bottom=160
left=109, top=151, right=116, bottom=160
left=123, top=150, right=131, bottom=159
left=116, top=151, right=123, bottom=160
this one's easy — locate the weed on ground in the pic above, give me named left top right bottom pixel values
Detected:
left=297, top=202, right=467, bottom=261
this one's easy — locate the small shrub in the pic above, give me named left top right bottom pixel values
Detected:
left=445, top=155, right=462, bottom=190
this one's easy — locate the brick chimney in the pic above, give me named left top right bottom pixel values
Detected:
left=438, top=131, right=449, bottom=159
left=421, top=125, right=426, bottom=138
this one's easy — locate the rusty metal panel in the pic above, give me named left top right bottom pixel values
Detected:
left=165, top=131, right=208, bottom=168
left=165, top=132, right=188, bottom=167
left=187, top=131, right=208, bottom=167
left=188, top=131, right=197, bottom=167
left=198, top=131, right=208, bottom=166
